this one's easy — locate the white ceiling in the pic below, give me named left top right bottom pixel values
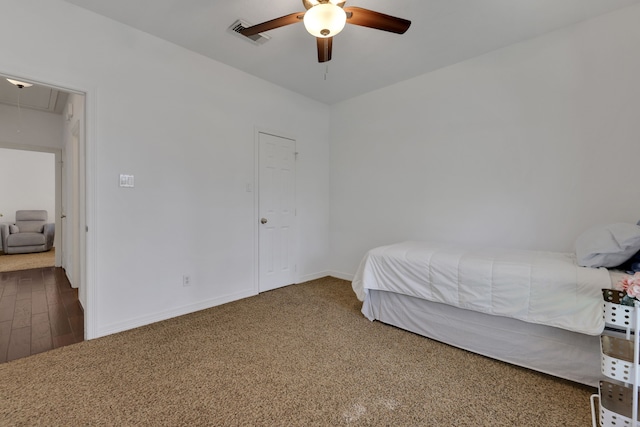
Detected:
left=63, top=0, right=640, bottom=104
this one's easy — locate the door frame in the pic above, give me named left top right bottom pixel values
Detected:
left=253, top=127, right=298, bottom=294
left=0, top=70, right=97, bottom=340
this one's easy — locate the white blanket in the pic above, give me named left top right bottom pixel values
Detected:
left=352, top=241, right=612, bottom=335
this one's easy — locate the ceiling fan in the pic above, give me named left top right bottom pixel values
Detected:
left=240, top=0, right=411, bottom=63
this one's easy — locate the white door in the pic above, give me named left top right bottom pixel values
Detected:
left=258, top=132, right=296, bottom=292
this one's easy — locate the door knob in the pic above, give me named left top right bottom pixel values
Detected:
left=261, top=218, right=268, bottom=224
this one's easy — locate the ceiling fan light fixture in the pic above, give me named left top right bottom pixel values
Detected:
left=303, top=3, right=346, bottom=38
left=6, top=78, right=33, bottom=89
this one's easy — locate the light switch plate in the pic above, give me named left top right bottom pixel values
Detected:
left=119, top=174, right=135, bottom=188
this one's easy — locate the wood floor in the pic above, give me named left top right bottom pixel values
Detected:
left=0, top=267, right=84, bottom=363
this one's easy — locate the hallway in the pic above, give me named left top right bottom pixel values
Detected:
left=0, top=267, right=83, bottom=362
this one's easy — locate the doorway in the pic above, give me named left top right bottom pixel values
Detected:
left=257, top=131, right=297, bottom=293
left=0, top=73, right=87, bottom=338
left=0, top=147, right=59, bottom=271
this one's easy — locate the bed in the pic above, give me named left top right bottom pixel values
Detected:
left=352, top=240, right=629, bottom=387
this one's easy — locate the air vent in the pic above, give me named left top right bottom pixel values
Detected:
left=228, top=19, right=271, bottom=45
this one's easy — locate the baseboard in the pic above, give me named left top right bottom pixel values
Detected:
left=95, top=288, right=257, bottom=338
left=95, top=272, right=357, bottom=338
left=296, top=270, right=355, bottom=283
left=296, top=271, right=332, bottom=283
left=326, top=271, right=355, bottom=281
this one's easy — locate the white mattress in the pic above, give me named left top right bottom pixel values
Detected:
left=353, top=241, right=614, bottom=335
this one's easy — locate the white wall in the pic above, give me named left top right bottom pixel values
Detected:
left=0, top=148, right=55, bottom=226
left=0, top=102, right=61, bottom=248
left=0, top=0, right=331, bottom=338
left=329, top=4, right=640, bottom=277
left=0, top=103, right=63, bottom=149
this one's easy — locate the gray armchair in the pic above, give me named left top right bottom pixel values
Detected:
left=0, top=210, right=55, bottom=254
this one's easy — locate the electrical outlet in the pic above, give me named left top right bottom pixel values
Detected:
left=182, top=275, right=191, bottom=287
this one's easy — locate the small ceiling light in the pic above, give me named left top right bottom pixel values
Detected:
left=303, top=3, right=346, bottom=38
left=7, top=78, right=33, bottom=89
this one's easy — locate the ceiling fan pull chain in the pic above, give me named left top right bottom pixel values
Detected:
left=324, top=64, right=329, bottom=80
left=16, top=89, right=22, bottom=134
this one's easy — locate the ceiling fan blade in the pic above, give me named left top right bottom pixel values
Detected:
left=343, top=7, right=411, bottom=34
left=240, top=12, right=305, bottom=37
left=317, top=37, right=333, bottom=63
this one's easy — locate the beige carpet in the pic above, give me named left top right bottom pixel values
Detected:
left=0, top=277, right=594, bottom=426
left=0, top=248, right=55, bottom=272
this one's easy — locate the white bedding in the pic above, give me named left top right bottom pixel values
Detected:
left=352, top=241, right=614, bottom=335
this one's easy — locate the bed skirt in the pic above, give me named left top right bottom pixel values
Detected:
left=364, top=289, right=601, bottom=387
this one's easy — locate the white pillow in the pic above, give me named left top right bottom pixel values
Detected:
left=575, top=223, right=640, bottom=268
left=9, top=224, right=19, bottom=234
